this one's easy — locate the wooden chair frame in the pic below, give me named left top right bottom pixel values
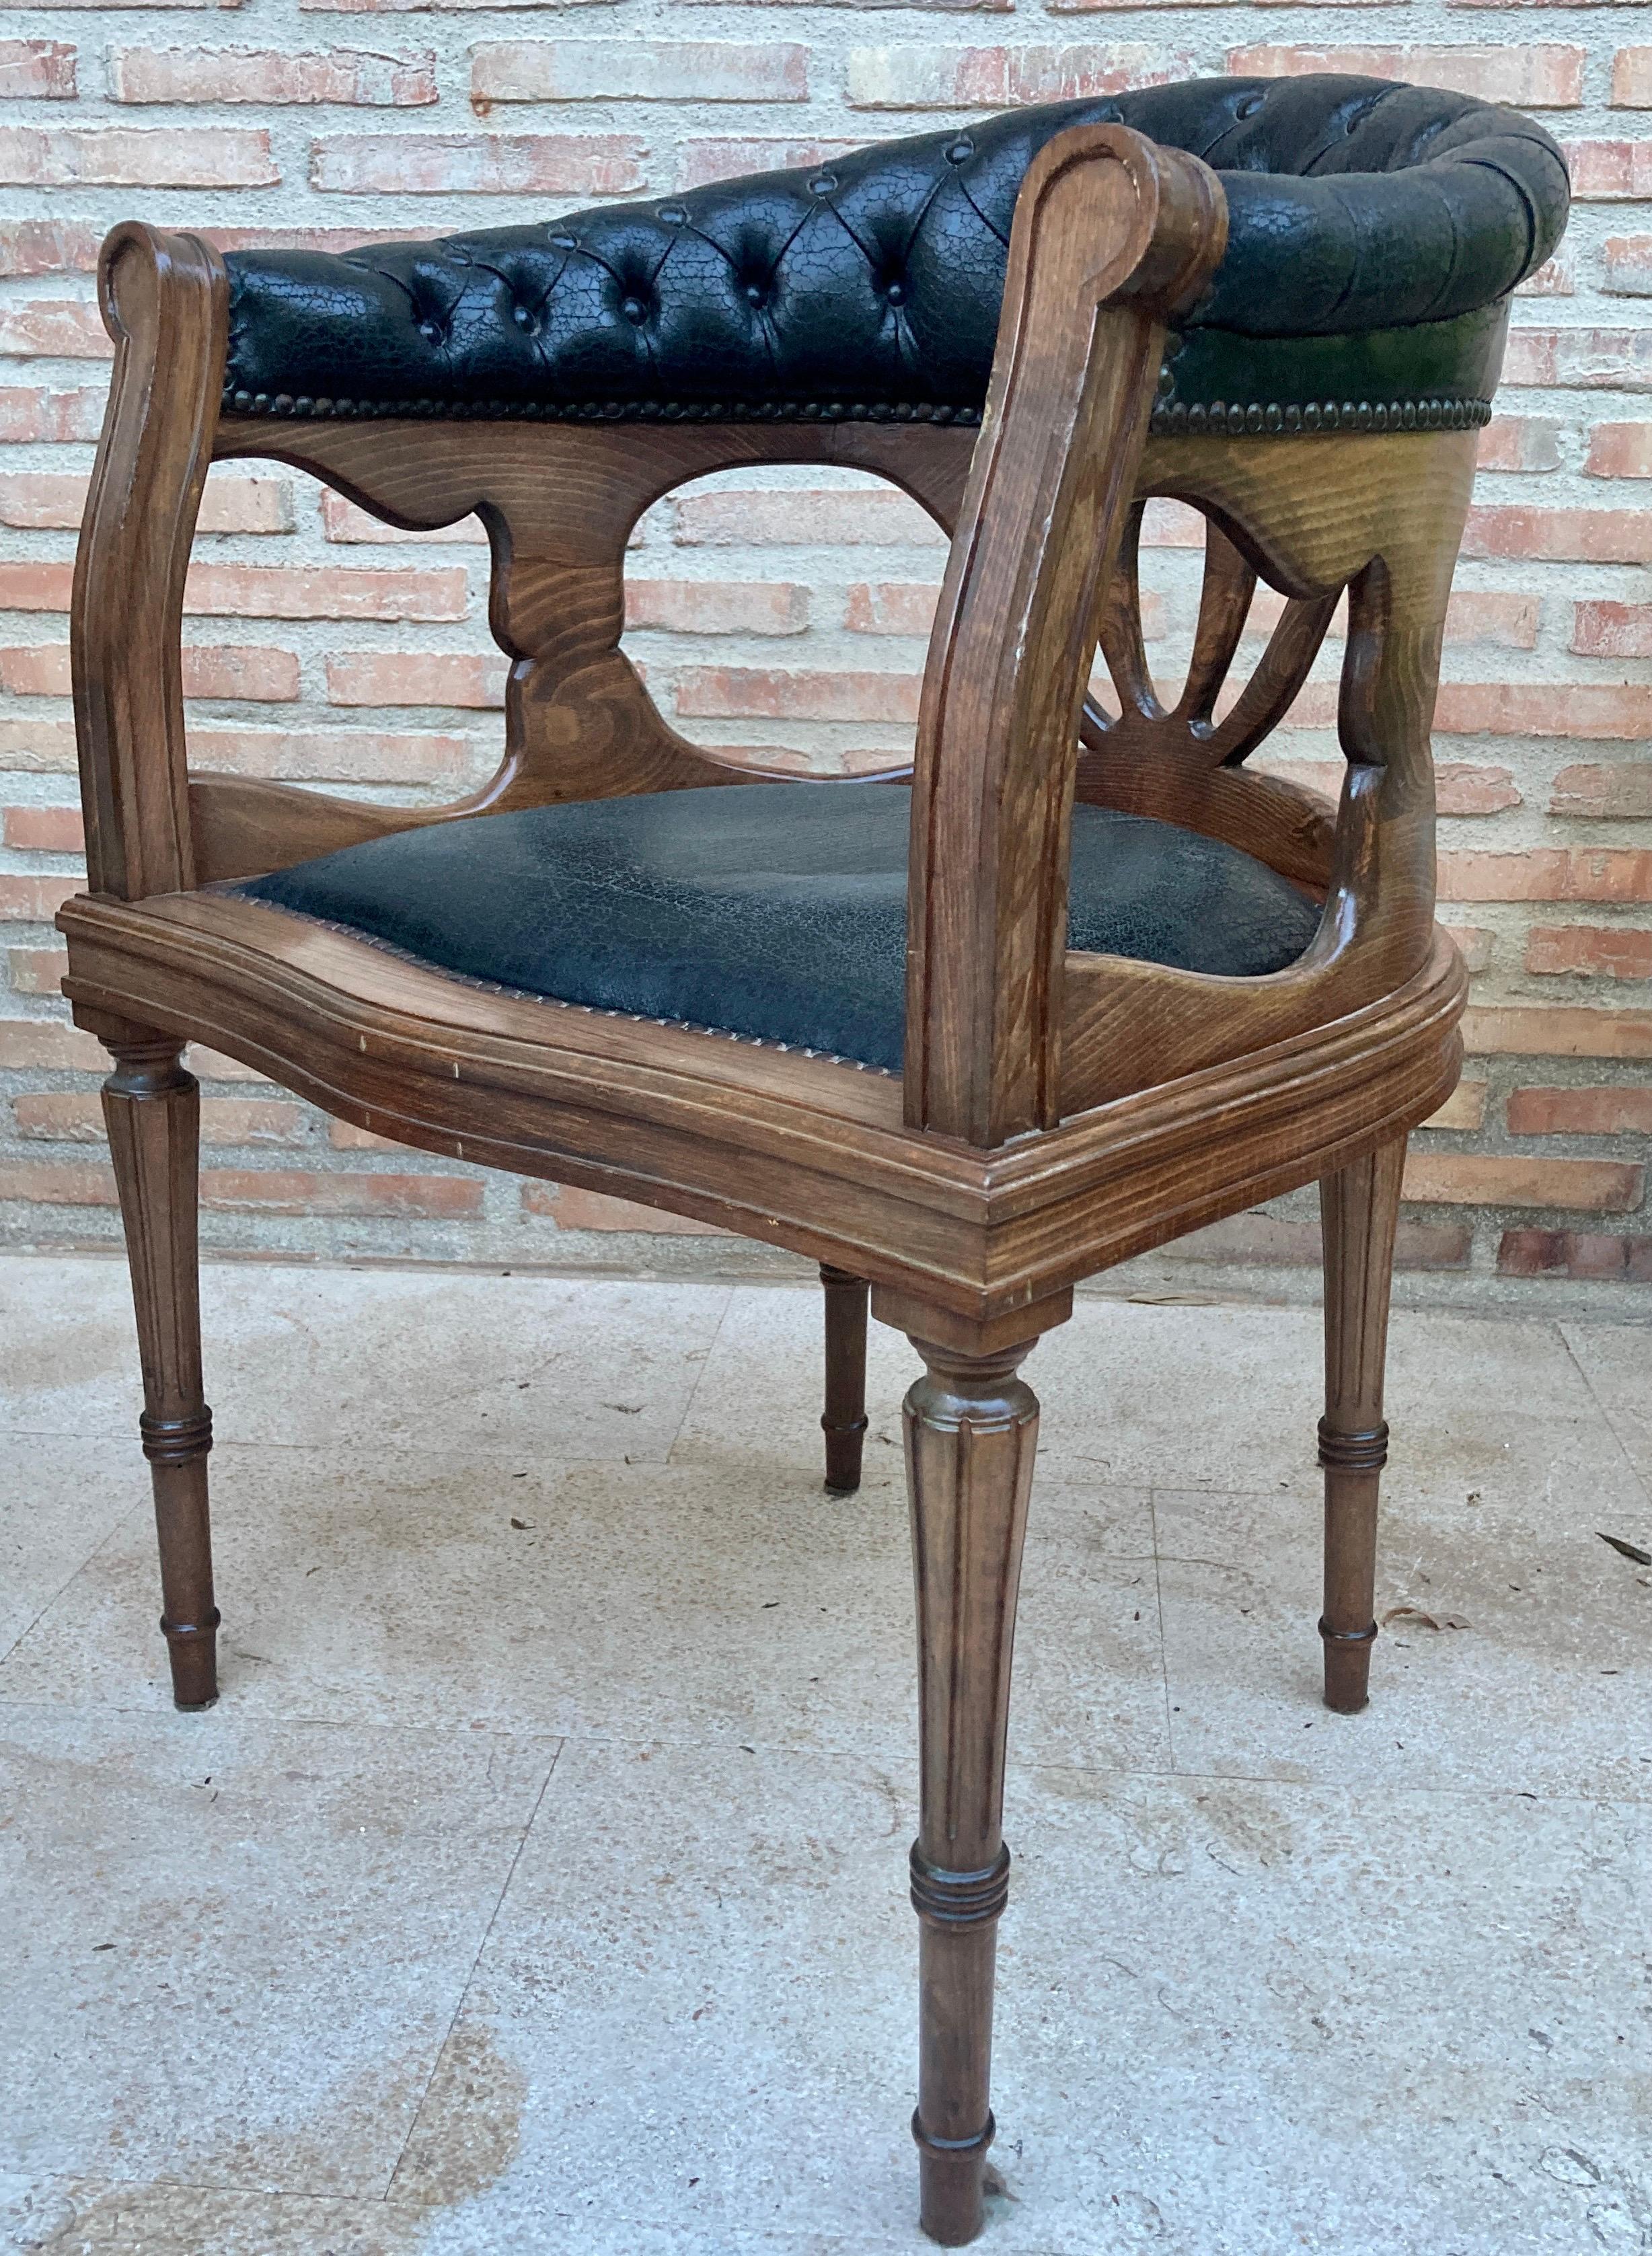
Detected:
left=63, top=127, right=1473, bottom=2245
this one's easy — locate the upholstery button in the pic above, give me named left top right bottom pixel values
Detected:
left=885, top=280, right=906, bottom=306
left=945, top=137, right=974, bottom=164
left=808, top=173, right=837, bottom=196
left=745, top=282, right=765, bottom=307
left=1236, top=93, right=1264, bottom=119
left=657, top=204, right=687, bottom=225
left=417, top=318, right=442, bottom=343
left=511, top=303, right=534, bottom=330
left=621, top=295, right=648, bottom=323
left=549, top=231, right=576, bottom=250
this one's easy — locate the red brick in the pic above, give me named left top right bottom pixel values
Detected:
left=1601, top=239, right=1652, bottom=297
left=321, top=492, right=486, bottom=543
left=1269, top=757, right=1524, bottom=816
left=846, top=581, right=940, bottom=637
left=0, top=127, right=278, bottom=189
left=187, top=728, right=472, bottom=785
left=110, top=46, right=437, bottom=104
left=1585, top=421, right=1652, bottom=476
left=0, top=642, right=297, bottom=701
left=0, top=386, right=105, bottom=442
left=521, top=1182, right=718, bottom=1233
left=1508, top=1086, right=1652, bottom=1135
left=301, top=0, right=616, bottom=11
left=845, top=44, right=1191, bottom=108
left=182, top=562, right=467, bottom=621
left=1571, top=602, right=1652, bottom=660
left=0, top=303, right=111, bottom=361
left=0, top=1020, right=103, bottom=1071
left=186, top=1045, right=268, bottom=1084
left=1526, top=926, right=1652, bottom=980
left=1461, top=506, right=1652, bottom=564
left=626, top=579, right=807, bottom=635
left=3, top=806, right=83, bottom=853
left=198, top=1168, right=482, bottom=1217
left=1516, top=255, right=1575, bottom=297
left=326, top=651, right=506, bottom=708
left=52, top=0, right=246, bottom=9
left=1550, top=761, right=1652, bottom=819
left=1402, top=1153, right=1644, bottom=1211
left=0, top=717, right=76, bottom=770
left=7, top=946, right=66, bottom=996
left=0, top=469, right=289, bottom=534
left=676, top=137, right=861, bottom=190
left=0, top=222, right=104, bottom=278
left=1162, top=1211, right=1472, bottom=1269
left=1443, top=924, right=1495, bottom=974
left=1476, top=416, right=1563, bottom=473
left=13, top=1092, right=307, bottom=1145
left=1225, top=44, right=1583, bottom=104
left=1567, top=141, right=1652, bottom=198
left=675, top=667, right=922, bottom=724
left=1441, top=850, right=1652, bottom=903
left=1431, top=685, right=1644, bottom=741
left=673, top=488, right=943, bottom=548
left=1501, top=328, right=1652, bottom=387
left=0, top=1161, right=116, bottom=1207
left=0, top=42, right=76, bottom=99
left=0, top=562, right=73, bottom=611
left=1462, top=1005, right=1652, bottom=1057
left=311, top=133, right=644, bottom=195
left=0, top=876, right=78, bottom=922
left=1422, top=1080, right=1488, bottom=1131
left=330, top=1120, right=403, bottom=1151
left=1444, top=592, right=1542, bottom=649
left=1497, top=1230, right=1652, bottom=1282
left=472, top=41, right=806, bottom=105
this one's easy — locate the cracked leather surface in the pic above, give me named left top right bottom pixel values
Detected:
left=232, top=784, right=1323, bottom=1074
left=221, top=74, right=1568, bottom=424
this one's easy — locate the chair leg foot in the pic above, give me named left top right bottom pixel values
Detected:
left=103, top=1032, right=217, bottom=1712
left=819, top=1265, right=869, bottom=1493
left=903, top=1328, right=1041, bottom=2249
left=1318, top=1135, right=1404, bottom=1717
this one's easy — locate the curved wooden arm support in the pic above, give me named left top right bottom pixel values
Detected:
left=73, top=223, right=227, bottom=899
left=904, top=125, right=1227, bottom=1147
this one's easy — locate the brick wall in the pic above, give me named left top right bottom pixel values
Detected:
left=0, top=7, right=1647, bottom=1291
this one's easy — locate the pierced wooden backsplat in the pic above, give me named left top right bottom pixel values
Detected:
left=1059, top=424, right=1482, bottom=1109
left=193, top=416, right=972, bottom=884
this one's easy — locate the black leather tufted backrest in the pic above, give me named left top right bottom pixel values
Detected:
left=221, top=75, right=1569, bottom=422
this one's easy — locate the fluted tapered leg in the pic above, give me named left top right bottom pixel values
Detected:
left=1318, top=1135, right=1406, bottom=1715
left=102, top=1032, right=217, bottom=1710
left=903, top=1332, right=1040, bottom=2246
left=819, top=1265, right=869, bottom=1493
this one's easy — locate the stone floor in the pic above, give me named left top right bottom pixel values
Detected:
left=1, top=1252, right=1649, bottom=2256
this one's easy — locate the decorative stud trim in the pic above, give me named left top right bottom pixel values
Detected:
left=221, top=383, right=1493, bottom=439
left=1150, top=394, right=1492, bottom=437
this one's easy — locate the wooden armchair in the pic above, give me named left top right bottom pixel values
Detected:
left=63, top=76, right=1567, bottom=2247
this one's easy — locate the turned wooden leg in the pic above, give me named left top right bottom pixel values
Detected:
left=1318, top=1134, right=1405, bottom=1715
left=102, top=1031, right=217, bottom=1710
left=819, top=1265, right=869, bottom=1494
left=903, top=1331, right=1040, bottom=2246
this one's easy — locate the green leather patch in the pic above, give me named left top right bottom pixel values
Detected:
left=1152, top=298, right=1510, bottom=436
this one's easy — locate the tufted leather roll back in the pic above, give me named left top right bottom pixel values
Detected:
left=220, top=75, right=1569, bottom=430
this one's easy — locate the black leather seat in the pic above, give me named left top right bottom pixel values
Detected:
left=232, top=785, right=1322, bottom=1074
left=222, top=74, right=1567, bottom=437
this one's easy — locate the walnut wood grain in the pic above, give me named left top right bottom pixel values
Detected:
left=902, top=1324, right=1044, bottom=2245
left=1318, top=1134, right=1406, bottom=1714
left=905, top=125, right=1227, bottom=1146
left=819, top=1265, right=870, bottom=1494
left=64, top=126, right=1498, bottom=2251
left=96, top=1021, right=218, bottom=1709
